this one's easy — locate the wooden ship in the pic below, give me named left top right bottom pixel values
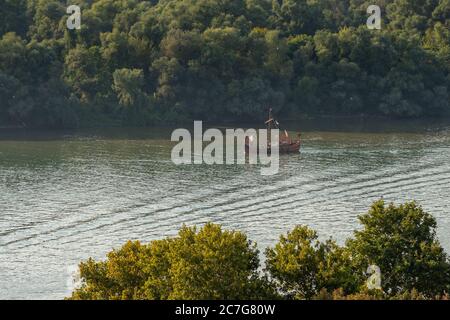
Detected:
left=246, top=109, right=301, bottom=154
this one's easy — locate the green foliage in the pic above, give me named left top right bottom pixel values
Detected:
left=70, top=223, right=277, bottom=300
left=68, top=201, right=450, bottom=300
left=346, top=200, right=450, bottom=297
left=267, top=200, right=450, bottom=300
left=64, top=45, right=109, bottom=102
left=265, top=226, right=360, bottom=299
left=112, top=68, right=146, bottom=108
left=313, top=287, right=450, bottom=300
left=1, top=0, right=448, bottom=127
left=0, top=0, right=28, bottom=37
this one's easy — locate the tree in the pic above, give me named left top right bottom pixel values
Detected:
left=63, top=45, right=109, bottom=102
left=346, top=200, right=450, bottom=297
left=160, top=29, right=202, bottom=63
left=1, top=0, right=449, bottom=127
left=424, top=22, right=450, bottom=68
left=0, top=0, right=28, bottom=37
left=266, top=201, right=450, bottom=299
left=265, top=226, right=360, bottom=299
left=112, top=68, right=146, bottom=108
left=271, top=0, right=322, bottom=35
left=28, top=0, right=66, bottom=41
left=68, top=201, right=450, bottom=300
left=0, top=71, right=20, bottom=122
left=69, top=223, right=276, bottom=300
left=0, top=32, right=27, bottom=78
left=164, top=223, right=275, bottom=300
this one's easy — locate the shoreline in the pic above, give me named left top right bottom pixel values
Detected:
left=2, top=115, right=450, bottom=138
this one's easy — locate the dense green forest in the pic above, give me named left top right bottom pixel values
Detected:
left=68, top=201, right=450, bottom=300
left=0, top=0, right=449, bottom=128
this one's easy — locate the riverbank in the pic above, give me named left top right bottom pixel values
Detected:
left=2, top=116, right=450, bottom=141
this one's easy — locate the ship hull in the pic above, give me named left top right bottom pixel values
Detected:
left=245, top=141, right=301, bottom=155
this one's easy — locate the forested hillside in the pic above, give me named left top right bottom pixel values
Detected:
left=0, top=0, right=449, bottom=128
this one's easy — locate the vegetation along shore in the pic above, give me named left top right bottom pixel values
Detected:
left=1, top=0, right=449, bottom=128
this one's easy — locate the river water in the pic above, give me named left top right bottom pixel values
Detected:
left=1, top=119, right=450, bottom=299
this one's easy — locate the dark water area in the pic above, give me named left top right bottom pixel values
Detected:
left=1, top=117, right=450, bottom=299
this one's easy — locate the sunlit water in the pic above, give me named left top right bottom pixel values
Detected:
left=1, top=121, right=450, bottom=299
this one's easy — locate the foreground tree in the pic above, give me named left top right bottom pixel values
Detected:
left=266, top=200, right=450, bottom=299
left=69, top=201, right=450, bottom=300
left=265, top=226, right=360, bottom=299
left=69, top=223, right=276, bottom=300
left=346, top=200, right=450, bottom=297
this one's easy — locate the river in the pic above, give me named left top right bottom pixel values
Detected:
left=1, top=119, right=450, bottom=299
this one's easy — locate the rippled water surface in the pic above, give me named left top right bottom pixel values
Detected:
left=1, top=121, right=450, bottom=299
